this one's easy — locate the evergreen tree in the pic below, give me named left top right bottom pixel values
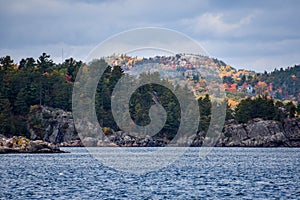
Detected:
left=234, top=98, right=252, bottom=123
left=235, top=96, right=278, bottom=123
left=63, top=58, right=82, bottom=82
left=0, top=93, right=15, bottom=136
left=14, top=89, right=29, bottom=115
left=37, top=53, right=54, bottom=73
left=198, top=94, right=211, bottom=135
left=0, top=55, right=14, bottom=70
left=19, top=57, right=36, bottom=70
left=274, top=101, right=286, bottom=121
left=285, top=101, right=296, bottom=118
left=225, top=100, right=233, bottom=120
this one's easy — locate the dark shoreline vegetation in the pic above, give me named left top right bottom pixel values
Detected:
left=0, top=53, right=300, bottom=151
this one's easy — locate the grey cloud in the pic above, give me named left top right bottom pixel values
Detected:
left=0, top=0, right=299, bottom=71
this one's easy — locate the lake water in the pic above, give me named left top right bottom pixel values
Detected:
left=1, top=147, right=300, bottom=199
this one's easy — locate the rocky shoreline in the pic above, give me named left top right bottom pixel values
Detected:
left=21, top=106, right=300, bottom=148
left=0, top=135, right=67, bottom=154
left=63, top=118, right=300, bottom=148
left=215, top=118, right=300, bottom=147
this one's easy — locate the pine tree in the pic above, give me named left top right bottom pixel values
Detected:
left=234, top=98, right=252, bottom=123
left=285, top=101, right=296, bottom=118
left=0, top=56, right=14, bottom=70
left=14, top=89, right=29, bottom=115
left=198, top=94, right=212, bottom=134
left=0, top=93, right=15, bottom=136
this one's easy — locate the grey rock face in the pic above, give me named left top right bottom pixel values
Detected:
left=27, top=106, right=300, bottom=147
left=27, top=106, right=78, bottom=144
left=216, top=118, right=300, bottom=147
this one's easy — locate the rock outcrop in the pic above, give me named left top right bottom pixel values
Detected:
left=0, top=135, right=66, bottom=154
left=26, top=106, right=300, bottom=147
left=215, top=118, right=300, bottom=147
left=27, top=106, right=169, bottom=147
left=96, top=131, right=169, bottom=147
left=27, top=105, right=79, bottom=144
left=77, top=132, right=168, bottom=147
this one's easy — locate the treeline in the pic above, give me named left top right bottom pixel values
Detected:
left=0, top=53, right=81, bottom=137
left=220, top=62, right=300, bottom=101
left=261, top=65, right=300, bottom=99
left=92, top=59, right=206, bottom=139
left=235, top=96, right=299, bottom=123
left=0, top=54, right=299, bottom=139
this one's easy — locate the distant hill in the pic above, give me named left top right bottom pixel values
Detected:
left=106, top=54, right=300, bottom=107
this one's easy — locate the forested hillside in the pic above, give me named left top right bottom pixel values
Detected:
left=0, top=53, right=299, bottom=139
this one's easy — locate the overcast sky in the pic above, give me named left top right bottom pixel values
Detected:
left=0, top=0, right=299, bottom=72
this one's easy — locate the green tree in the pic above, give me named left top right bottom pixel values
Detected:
left=225, top=100, right=233, bottom=120
left=285, top=101, right=296, bottom=118
left=238, top=75, right=246, bottom=85
left=110, top=65, right=124, bottom=89
left=274, top=101, right=286, bottom=121
left=234, top=98, right=252, bottom=123
left=14, top=88, right=29, bottom=115
left=37, top=53, right=54, bottom=73
left=36, top=53, right=55, bottom=105
left=19, top=57, right=36, bottom=70
left=63, top=58, right=82, bottom=82
left=235, top=96, right=277, bottom=123
left=0, top=55, right=14, bottom=70
left=0, top=94, right=15, bottom=136
left=198, top=94, right=211, bottom=135
left=223, top=76, right=234, bottom=84
left=95, top=61, right=120, bottom=130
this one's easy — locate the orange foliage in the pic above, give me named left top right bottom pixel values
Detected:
left=227, top=98, right=239, bottom=109
left=255, top=81, right=268, bottom=94
left=225, top=83, right=237, bottom=93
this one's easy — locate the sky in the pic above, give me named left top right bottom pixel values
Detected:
left=0, top=0, right=299, bottom=72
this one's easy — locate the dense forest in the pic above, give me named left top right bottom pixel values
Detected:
left=0, top=53, right=299, bottom=139
left=221, top=64, right=300, bottom=101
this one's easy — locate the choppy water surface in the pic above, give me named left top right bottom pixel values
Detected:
left=1, top=147, right=299, bottom=199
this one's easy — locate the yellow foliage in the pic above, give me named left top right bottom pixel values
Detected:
left=220, top=65, right=225, bottom=71
left=17, top=139, right=23, bottom=146
left=30, top=105, right=40, bottom=112
left=103, top=127, right=112, bottom=135
left=225, top=65, right=231, bottom=70
left=227, top=98, right=239, bottom=109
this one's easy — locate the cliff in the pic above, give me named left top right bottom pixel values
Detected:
left=215, top=118, right=300, bottom=147
left=27, top=106, right=300, bottom=147
left=27, top=105, right=80, bottom=146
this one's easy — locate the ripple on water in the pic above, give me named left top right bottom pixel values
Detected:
left=0, top=147, right=299, bottom=199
